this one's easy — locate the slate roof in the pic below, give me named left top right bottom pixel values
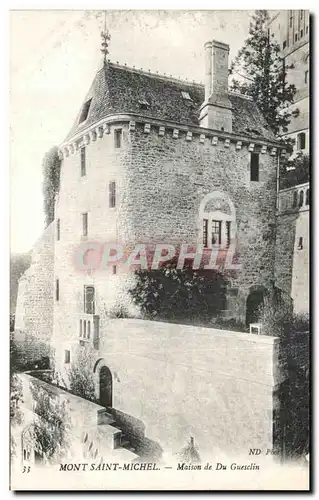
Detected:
left=65, top=62, right=276, bottom=142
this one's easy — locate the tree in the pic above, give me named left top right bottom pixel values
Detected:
left=42, top=146, right=61, bottom=227
left=279, top=152, right=309, bottom=190
left=230, top=10, right=296, bottom=136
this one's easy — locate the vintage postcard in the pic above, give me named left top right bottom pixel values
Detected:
left=10, top=9, right=310, bottom=491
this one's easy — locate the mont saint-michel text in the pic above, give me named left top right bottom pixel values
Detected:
left=59, top=463, right=160, bottom=472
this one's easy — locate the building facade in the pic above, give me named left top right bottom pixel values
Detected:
left=269, top=10, right=310, bottom=313
left=47, top=39, right=285, bottom=371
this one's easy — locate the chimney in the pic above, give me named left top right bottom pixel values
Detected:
left=199, top=40, right=232, bottom=133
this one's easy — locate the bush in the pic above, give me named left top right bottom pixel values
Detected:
left=10, top=373, right=23, bottom=426
left=129, top=258, right=228, bottom=322
left=67, top=347, right=96, bottom=402
left=30, top=382, right=70, bottom=462
left=108, top=304, right=130, bottom=319
left=10, top=338, right=51, bottom=373
left=212, top=317, right=246, bottom=333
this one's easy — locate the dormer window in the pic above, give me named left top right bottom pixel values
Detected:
left=138, top=99, right=150, bottom=109
left=181, top=91, right=192, bottom=101
left=79, top=99, right=92, bottom=124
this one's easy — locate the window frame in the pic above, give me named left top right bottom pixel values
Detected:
left=250, top=152, right=260, bottom=182
left=114, top=129, right=122, bottom=149
left=56, top=278, right=60, bottom=302
left=305, top=70, right=309, bottom=84
left=84, top=285, right=95, bottom=315
left=79, top=99, right=92, bottom=124
left=298, top=237, right=303, bottom=250
left=64, top=350, right=71, bottom=364
left=297, top=132, right=306, bottom=150
left=211, top=220, right=222, bottom=246
left=80, top=146, right=86, bottom=177
left=306, top=188, right=309, bottom=206
left=109, top=181, right=116, bottom=208
left=82, top=212, right=88, bottom=237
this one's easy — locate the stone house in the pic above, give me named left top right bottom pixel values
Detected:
left=14, top=39, right=310, bottom=462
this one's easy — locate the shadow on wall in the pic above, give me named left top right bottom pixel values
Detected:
left=111, top=408, right=163, bottom=461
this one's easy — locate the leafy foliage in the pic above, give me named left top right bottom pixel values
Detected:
left=10, top=373, right=23, bottom=426
left=42, top=146, right=61, bottom=227
left=108, top=304, right=130, bottom=319
left=230, top=10, right=296, bottom=135
left=68, top=347, right=96, bottom=402
left=30, top=382, right=70, bottom=461
left=279, top=153, right=309, bottom=190
left=10, top=337, right=50, bottom=373
left=129, top=258, right=228, bottom=322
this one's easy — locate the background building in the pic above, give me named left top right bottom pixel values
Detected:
left=269, top=10, right=310, bottom=314
left=268, top=10, right=309, bottom=152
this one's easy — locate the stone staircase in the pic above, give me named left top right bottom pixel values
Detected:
left=95, top=408, right=139, bottom=460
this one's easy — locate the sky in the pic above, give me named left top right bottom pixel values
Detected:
left=10, top=9, right=254, bottom=254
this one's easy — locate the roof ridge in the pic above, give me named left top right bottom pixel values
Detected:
left=104, top=60, right=204, bottom=88
left=228, top=90, right=254, bottom=102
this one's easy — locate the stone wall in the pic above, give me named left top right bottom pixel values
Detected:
left=60, top=318, right=284, bottom=460
left=275, top=184, right=309, bottom=313
left=14, top=223, right=55, bottom=356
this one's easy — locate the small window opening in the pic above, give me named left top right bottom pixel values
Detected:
left=297, top=132, right=306, bottom=150
left=138, top=99, right=150, bottom=109
left=109, top=181, right=116, bottom=208
left=81, top=147, right=86, bottom=177
left=250, top=153, right=260, bottom=182
left=114, top=129, right=122, bottom=149
left=305, top=70, right=309, bottom=84
left=306, top=189, right=309, bottom=206
left=112, top=265, right=117, bottom=275
left=298, top=190, right=304, bottom=208
left=298, top=237, right=303, bottom=250
left=181, top=91, right=192, bottom=100
left=82, top=212, right=88, bottom=237
left=56, top=279, right=60, bottom=301
left=64, top=350, right=70, bottom=364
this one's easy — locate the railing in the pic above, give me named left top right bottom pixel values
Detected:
left=79, top=314, right=100, bottom=350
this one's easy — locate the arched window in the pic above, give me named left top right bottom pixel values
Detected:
left=306, top=188, right=310, bottom=206
left=293, top=191, right=298, bottom=208
left=298, top=190, right=304, bottom=207
left=199, top=192, right=236, bottom=250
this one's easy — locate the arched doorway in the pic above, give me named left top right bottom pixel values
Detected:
left=246, top=288, right=264, bottom=327
left=99, top=366, right=112, bottom=408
